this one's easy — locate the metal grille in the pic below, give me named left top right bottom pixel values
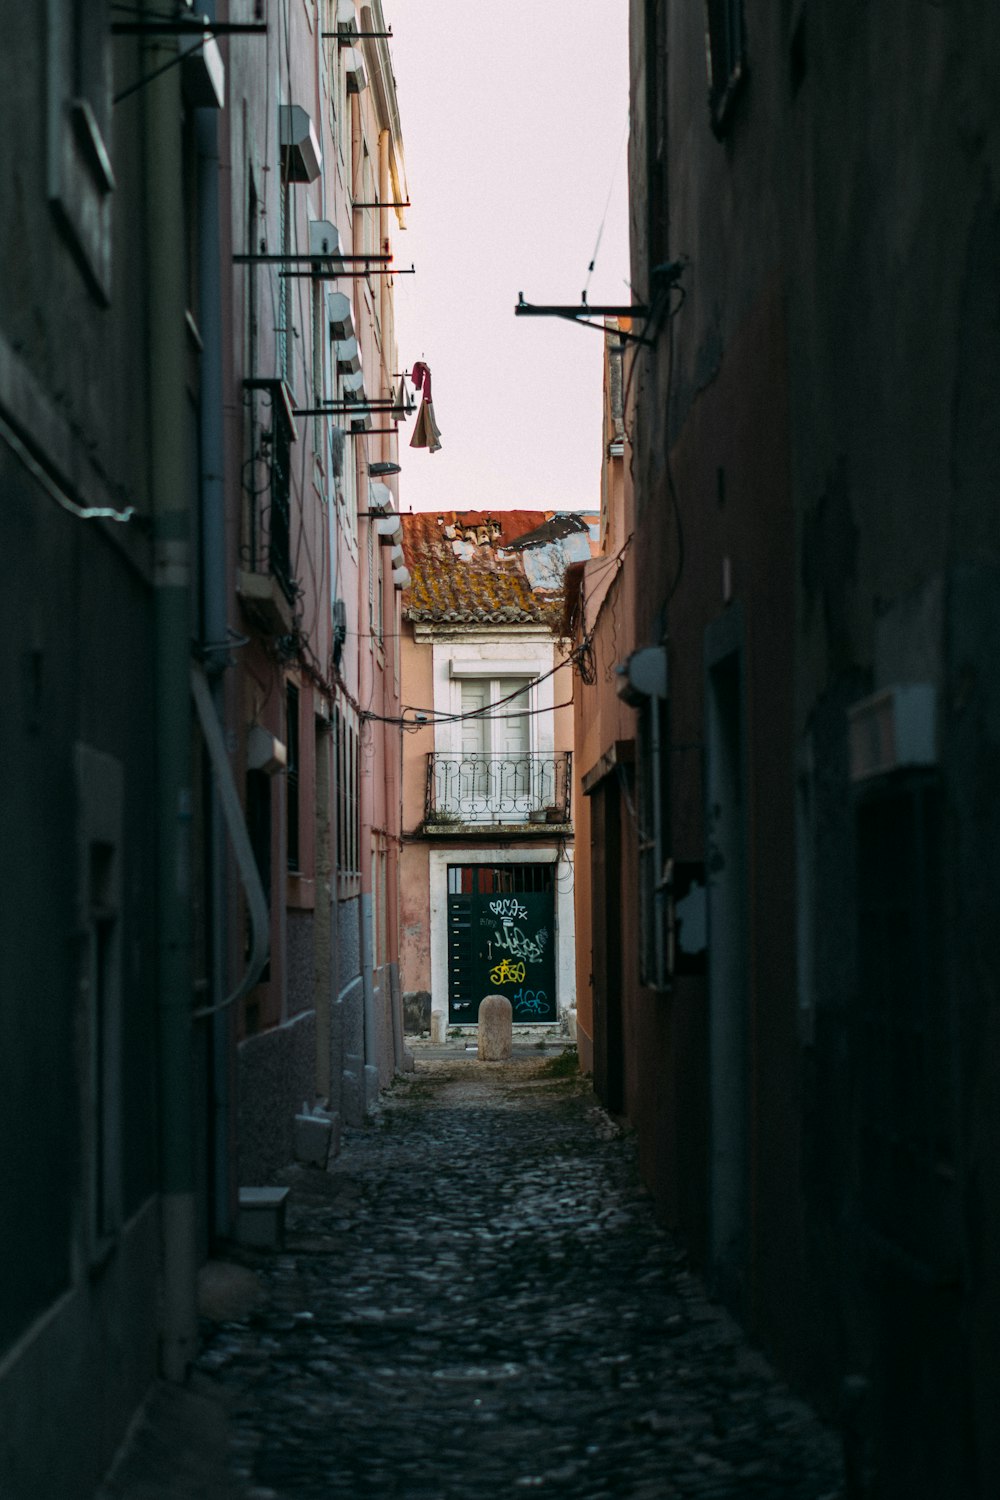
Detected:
left=427, top=752, right=571, bottom=825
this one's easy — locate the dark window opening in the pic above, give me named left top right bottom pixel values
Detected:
left=705, top=0, right=747, bottom=137
left=856, top=775, right=955, bottom=1271
left=335, top=703, right=360, bottom=886
left=638, top=697, right=671, bottom=989
left=269, top=414, right=293, bottom=601
left=286, top=683, right=300, bottom=871
left=246, top=769, right=272, bottom=990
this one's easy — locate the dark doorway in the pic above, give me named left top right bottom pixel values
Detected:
left=705, top=646, right=749, bottom=1308
left=592, top=779, right=625, bottom=1113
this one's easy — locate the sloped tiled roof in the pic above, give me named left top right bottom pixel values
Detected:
left=400, top=510, right=569, bottom=626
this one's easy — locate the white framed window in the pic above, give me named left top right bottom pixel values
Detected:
left=438, top=676, right=542, bottom=822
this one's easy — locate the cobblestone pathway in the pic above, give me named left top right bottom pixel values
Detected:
left=106, top=1054, right=845, bottom=1499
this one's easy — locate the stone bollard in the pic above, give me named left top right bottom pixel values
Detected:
left=477, top=994, right=513, bottom=1061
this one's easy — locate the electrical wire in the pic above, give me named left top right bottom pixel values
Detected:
left=362, top=645, right=580, bottom=727
left=583, top=113, right=629, bottom=304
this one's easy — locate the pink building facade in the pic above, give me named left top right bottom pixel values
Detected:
left=223, top=0, right=411, bottom=1180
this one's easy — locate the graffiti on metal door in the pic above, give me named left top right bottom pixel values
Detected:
left=447, top=866, right=557, bottom=1023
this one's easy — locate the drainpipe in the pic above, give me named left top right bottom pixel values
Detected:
left=196, top=3, right=233, bottom=1243
left=358, top=522, right=377, bottom=1110
left=361, top=841, right=378, bottom=1106
left=142, top=6, right=198, bottom=1381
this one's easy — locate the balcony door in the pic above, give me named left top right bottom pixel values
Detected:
left=457, top=677, right=531, bottom=820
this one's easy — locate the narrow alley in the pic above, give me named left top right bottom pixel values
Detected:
left=105, top=1049, right=844, bottom=1500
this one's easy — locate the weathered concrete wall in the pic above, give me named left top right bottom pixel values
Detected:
left=237, top=1012, right=318, bottom=1185
left=623, top=0, right=1000, bottom=1492
left=286, top=908, right=316, bottom=1018
left=0, top=1199, right=159, bottom=1500
left=0, top=7, right=167, bottom=1489
left=400, top=842, right=431, bottom=996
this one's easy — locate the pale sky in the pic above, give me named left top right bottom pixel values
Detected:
left=387, top=1, right=631, bottom=514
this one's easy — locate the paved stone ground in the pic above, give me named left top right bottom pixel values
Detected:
left=103, top=1054, right=845, bottom=1499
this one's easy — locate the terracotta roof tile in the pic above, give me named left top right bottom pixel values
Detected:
left=400, top=510, right=567, bottom=626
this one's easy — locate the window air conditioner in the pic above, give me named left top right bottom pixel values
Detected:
left=368, top=481, right=393, bottom=515
left=336, top=0, right=359, bottom=35
left=342, top=47, right=368, bottom=95
left=309, top=219, right=340, bottom=257
left=181, top=27, right=225, bottom=108
left=335, top=335, right=362, bottom=375
left=279, top=104, right=322, bottom=184
left=847, top=684, right=937, bottom=782
left=327, top=290, right=355, bottom=343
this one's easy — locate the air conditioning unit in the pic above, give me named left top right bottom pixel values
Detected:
left=847, top=684, right=937, bottom=782
left=342, top=46, right=368, bottom=94
left=389, top=544, right=405, bottom=569
left=342, top=367, right=365, bottom=396
left=279, top=104, right=322, bottom=184
left=368, top=480, right=394, bottom=515
left=181, top=27, right=225, bottom=108
left=335, top=335, right=361, bottom=374
left=336, top=0, right=358, bottom=35
left=247, top=725, right=287, bottom=776
left=392, top=565, right=411, bottom=590
left=309, top=219, right=340, bottom=257
left=377, top=515, right=403, bottom=546
left=327, top=290, right=354, bottom=342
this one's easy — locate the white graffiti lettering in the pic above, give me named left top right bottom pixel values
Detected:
left=489, top=898, right=527, bottom=921
left=489, top=923, right=548, bottom=964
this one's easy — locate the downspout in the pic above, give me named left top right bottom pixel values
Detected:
left=195, top=1, right=232, bottom=1242
left=142, top=4, right=198, bottom=1381
left=362, top=866, right=378, bottom=1106
left=359, top=526, right=378, bottom=1105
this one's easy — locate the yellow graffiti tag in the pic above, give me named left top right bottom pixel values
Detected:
left=489, top=958, right=525, bottom=985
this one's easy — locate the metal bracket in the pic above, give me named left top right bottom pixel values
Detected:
left=515, top=293, right=654, bottom=347
left=300, top=402, right=413, bottom=415
left=280, top=266, right=415, bottom=280
left=111, top=20, right=268, bottom=35
left=321, top=30, right=393, bottom=41
left=233, top=253, right=392, bottom=265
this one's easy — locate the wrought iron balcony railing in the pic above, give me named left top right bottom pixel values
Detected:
left=424, top=751, right=572, bottom=827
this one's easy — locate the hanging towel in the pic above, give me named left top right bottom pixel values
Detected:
left=410, top=397, right=442, bottom=453
left=409, top=361, right=442, bottom=452
left=410, top=361, right=432, bottom=401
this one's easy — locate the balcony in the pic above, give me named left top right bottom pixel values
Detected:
left=423, top=752, right=572, bottom=833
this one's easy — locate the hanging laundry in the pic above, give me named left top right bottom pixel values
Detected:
left=409, top=361, right=442, bottom=452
